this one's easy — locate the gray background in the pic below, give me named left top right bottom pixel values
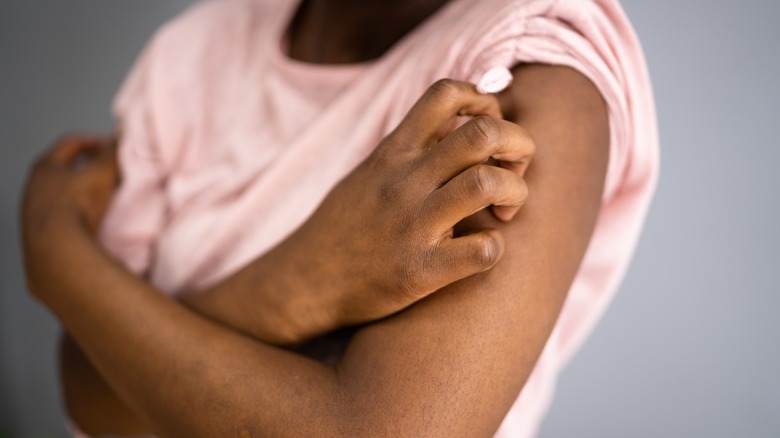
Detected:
left=1, top=0, right=778, bottom=436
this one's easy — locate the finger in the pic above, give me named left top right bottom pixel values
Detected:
left=84, top=138, right=120, bottom=186
left=422, top=116, right=535, bottom=186
left=79, top=141, right=120, bottom=231
left=45, top=134, right=106, bottom=166
left=95, top=141, right=120, bottom=182
left=426, top=164, right=528, bottom=228
left=421, top=228, right=505, bottom=292
left=394, top=79, right=502, bottom=146
left=491, top=202, right=525, bottom=223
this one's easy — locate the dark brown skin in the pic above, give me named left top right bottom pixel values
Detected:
left=22, top=1, right=609, bottom=435
left=36, top=79, right=535, bottom=435
left=287, top=0, right=453, bottom=64
left=39, top=80, right=531, bottom=435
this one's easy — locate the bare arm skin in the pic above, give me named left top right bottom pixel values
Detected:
left=29, top=64, right=607, bottom=436
left=54, top=80, right=534, bottom=434
left=59, top=334, right=152, bottom=435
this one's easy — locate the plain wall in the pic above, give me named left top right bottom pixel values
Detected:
left=1, top=1, right=778, bottom=436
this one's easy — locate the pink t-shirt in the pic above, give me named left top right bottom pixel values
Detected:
left=97, top=0, right=658, bottom=435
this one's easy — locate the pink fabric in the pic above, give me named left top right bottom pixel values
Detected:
left=96, top=0, right=658, bottom=436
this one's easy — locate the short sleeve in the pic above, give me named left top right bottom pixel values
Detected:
left=456, top=0, right=659, bottom=204
left=461, top=0, right=660, bottom=353
left=453, top=3, right=660, bottom=435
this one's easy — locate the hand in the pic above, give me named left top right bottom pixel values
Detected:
left=271, top=79, right=536, bottom=335
left=21, top=134, right=119, bottom=297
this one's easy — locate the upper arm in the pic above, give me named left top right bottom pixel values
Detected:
left=335, top=64, right=609, bottom=436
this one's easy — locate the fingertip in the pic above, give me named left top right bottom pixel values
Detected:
left=491, top=205, right=520, bottom=222
left=484, top=228, right=505, bottom=267
left=491, top=205, right=509, bottom=222
left=48, top=134, right=102, bottom=166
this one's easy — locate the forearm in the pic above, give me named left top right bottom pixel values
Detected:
left=58, top=244, right=312, bottom=434
left=48, top=217, right=545, bottom=438
left=61, top=243, right=339, bottom=434
left=41, top=224, right=345, bottom=436
left=178, top=238, right=335, bottom=346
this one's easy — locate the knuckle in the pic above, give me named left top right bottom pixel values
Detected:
left=395, top=235, right=441, bottom=300
left=394, top=253, right=425, bottom=299
left=464, top=116, right=499, bottom=151
left=366, top=145, right=390, bottom=170
left=368, top=134, right=417, bottom=169
left=470, top=165, right=495, bottom=200
left=377, top=177, right=404, bottom=204
left=428, top=78, right=461, bottom=100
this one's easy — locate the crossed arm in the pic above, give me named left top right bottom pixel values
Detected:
left=28, top=64, right=608, bottom=436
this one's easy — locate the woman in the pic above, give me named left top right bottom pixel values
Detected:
left=21, top=0, right=657, bottom=435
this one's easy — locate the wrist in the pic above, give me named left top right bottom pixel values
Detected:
left=257, top=240, right=344, bottom=344
left=182, top=241, right=343, bottom=345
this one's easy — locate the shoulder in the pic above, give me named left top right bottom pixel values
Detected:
left=458, top=0, right=657, bottom=202
left=146, top=0, right=266, bottom=68
left=498, top=64, right=608, bottom=141
left=114, top=0, right=272, bottom=124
